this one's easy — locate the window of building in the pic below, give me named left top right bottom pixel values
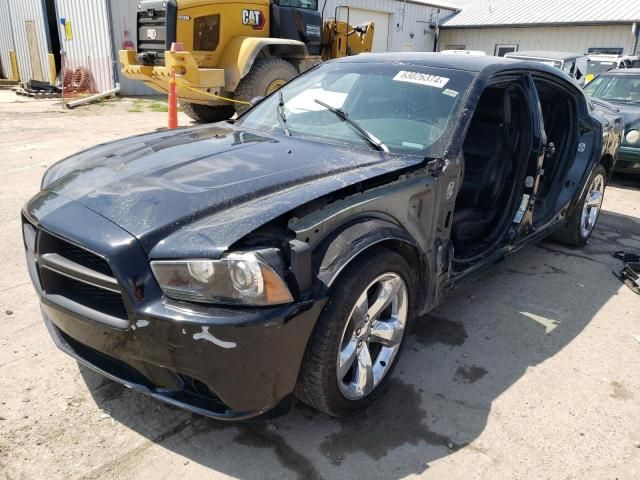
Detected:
left=495, top=44, right=518, bottom=57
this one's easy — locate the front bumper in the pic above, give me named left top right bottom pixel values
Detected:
left=40, top=296, right=324, bottom=420
left=614, top=146, right=640, bottom=174
left=23, top=192, right=324, bottom=420
left=119, top=50, right=226, bottom=104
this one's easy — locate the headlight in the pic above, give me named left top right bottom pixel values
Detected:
left=151, top=251, right=293, bottom=306
left=625, top=129, right=640, bottom=144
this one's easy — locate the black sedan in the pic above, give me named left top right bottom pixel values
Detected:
left=584, top=68, right=640, bottom=175
left=22, top=53, right=623, bottom=420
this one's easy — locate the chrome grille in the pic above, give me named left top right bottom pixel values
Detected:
left=40, top=232, right=113, bottom=277
left=616, top=159, right=633, bottom=169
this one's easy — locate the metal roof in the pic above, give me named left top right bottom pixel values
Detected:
left=442, top=0, right=640, bottom=28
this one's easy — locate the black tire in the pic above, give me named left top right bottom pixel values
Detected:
left=234, top=58, right=298, bottom=115
left=180, top=102, right=235, bottom=123
left=553, top=163, right=607, bottom=247
left=295, top=247, right=416, bottom=417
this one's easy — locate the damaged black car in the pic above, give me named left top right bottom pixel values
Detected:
left=22, top=54, right=623, bottom=420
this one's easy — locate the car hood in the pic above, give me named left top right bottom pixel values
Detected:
left=611, top=102, right=640, bottom=138
left=41, top=123, right=426, bottom=257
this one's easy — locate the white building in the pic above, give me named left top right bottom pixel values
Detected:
left=438, top=0, right=640, bottom=56
left=321, top=0, right=460, bottom=53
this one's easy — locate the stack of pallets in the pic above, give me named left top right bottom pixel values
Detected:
left=12, top=80, right=61, bottom=99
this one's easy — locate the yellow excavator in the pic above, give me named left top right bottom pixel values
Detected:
left=120, top=0, right=374, bottom=122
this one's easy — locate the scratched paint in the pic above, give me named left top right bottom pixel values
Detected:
left=193, top=326, right=237, bottom=349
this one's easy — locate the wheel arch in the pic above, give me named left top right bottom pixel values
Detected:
left=315, top=219, right=430, bottom=311
left=219, top=36, right=308, bottom=91
left=600, top=153, right=615, bottom=178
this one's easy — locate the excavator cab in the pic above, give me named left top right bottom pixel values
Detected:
left=270, top=0, right=323, bottom=56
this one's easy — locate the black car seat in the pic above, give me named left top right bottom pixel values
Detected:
left=452, top=88, right=512, bottom=249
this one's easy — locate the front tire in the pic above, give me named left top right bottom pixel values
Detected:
left=553, top=163, right=607, bottom=246
left=234, top=58, right=298, bottom=115
left=296, top=248, right=416, bottom=417
left=180, top=102, right=235, bottom=123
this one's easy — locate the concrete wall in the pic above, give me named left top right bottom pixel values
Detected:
left=438, top=24, right=639, bottom=55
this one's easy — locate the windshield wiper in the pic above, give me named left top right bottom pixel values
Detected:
left=313, top=99, right=389, bottom=152
left=277, top=91, right=291, bottom=136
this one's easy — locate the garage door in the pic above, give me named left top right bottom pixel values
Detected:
left=344, top=8, right=390, bottom=53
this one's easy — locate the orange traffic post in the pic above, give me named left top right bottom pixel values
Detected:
left=168, top=68, right=178, bottom=129
left=167, top=42, right=184, bottom=130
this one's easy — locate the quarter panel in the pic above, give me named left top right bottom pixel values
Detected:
left=289, top=172, right=445, bottom=311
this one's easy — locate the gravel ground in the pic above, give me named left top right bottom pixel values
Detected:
left=1, top=90, right=639, bottom=480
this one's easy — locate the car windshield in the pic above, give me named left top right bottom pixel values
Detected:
left=584, top=74, right=640, bottom=103
left=586, top=59, right=617, bottom=77
left=237, top=62, right=474, bottom=156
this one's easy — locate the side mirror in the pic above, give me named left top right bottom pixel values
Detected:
left=250, top=96, right=264, bottom=106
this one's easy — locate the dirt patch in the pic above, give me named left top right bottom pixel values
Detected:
left=610, top=381, right=633, bottom=401
left=411, top=314, right=468, bottom=347
left=453, top=365, right=488, bottom=384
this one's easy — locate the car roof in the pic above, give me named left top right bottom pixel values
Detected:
left=506, top=51, right=583, bottom=60
left=594, top=68, right=640, bottom=75
left=334, top=52, right=564, bottom=76
left=589, top=54, right=636, bottom=59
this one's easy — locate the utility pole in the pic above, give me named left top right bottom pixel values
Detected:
left=433, top=9, right=440, bottom=52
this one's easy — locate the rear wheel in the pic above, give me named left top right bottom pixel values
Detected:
left=296, top=248, right=415, bottom=417
left=180, top=102, right=235, bottom=123
left=553, top=164, right=607, bottom=246
left=234, top=58, right=298, bottom=115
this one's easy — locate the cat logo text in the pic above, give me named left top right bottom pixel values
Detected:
left=242, top=9, right=265, bottom=30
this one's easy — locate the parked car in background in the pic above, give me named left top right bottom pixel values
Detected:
left=584, top=68, right=640, bottom=175
left=504, top=51, right=587, bottom=84
left=440, top=49, right=487, bottom=56
left=22, top=54, right=623, bottom=420
left=585, top=54, right=640, bottom=83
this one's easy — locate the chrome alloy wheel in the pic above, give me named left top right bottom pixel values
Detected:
left=580, top=172, right=605, bottom=238
left=336, top=273, right=408, bottom=400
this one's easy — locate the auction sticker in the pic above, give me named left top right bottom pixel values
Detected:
left=393, top=71, right=449, bottom=88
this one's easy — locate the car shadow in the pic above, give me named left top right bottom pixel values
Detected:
left=610, top=172, right=640, bottom=189
left=79, top=206, right=639, bottom=480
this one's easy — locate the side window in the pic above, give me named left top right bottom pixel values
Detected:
left=587, top=47, right=624, bottom=55
left=562, top=61, right=576, bottom=76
